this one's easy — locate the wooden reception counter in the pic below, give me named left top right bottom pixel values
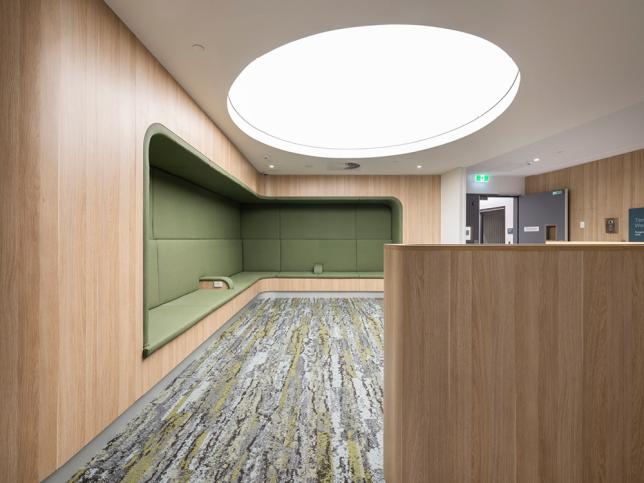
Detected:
left=384, top=243, right=644, bottom=483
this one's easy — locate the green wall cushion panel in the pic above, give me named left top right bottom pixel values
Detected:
left=280, top=240, right=357, bottom=271
left=356, top=205, right=392, bottom=239
left=157, top=239, right=242, bottom=304
left=242, top=239, right=281, bottom=271
left=313, top=263, right=323, bottom=274
left=152, top=168, right=240, bottom=240
left=280, top=206, right=356, bottom=239
left=357, top=239, right=391, bottom=271
left=146, top=240, right=160, bottom=309
left=241, top=206, right=280, bottom=239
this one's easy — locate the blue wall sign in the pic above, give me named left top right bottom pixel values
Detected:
left=629, top=207, right=644, bottom=242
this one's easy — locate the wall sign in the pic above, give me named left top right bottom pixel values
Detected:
left=629, top=207, right=644, bottom=242
left=523, top=226, right=540, bottom=232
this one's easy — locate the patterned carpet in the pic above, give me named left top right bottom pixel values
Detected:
left=71, top=297, right=384, bottom=482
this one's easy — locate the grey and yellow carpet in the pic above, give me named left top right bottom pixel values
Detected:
left=71, top=297, right=384, bottom=482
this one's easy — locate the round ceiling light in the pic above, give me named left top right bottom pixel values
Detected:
left=227, top=25, right=520, bottom=158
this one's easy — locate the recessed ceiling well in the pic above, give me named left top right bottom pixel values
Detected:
left=104, top=0, right=644, bottom=175
left=227, top=25, right=520, bottom=158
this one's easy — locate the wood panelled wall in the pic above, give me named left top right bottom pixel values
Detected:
left=384, top=244, right=644, bottom=483
left=0, top=1, right=440, bottom=480
left=525, top=149, right=644, bottom=241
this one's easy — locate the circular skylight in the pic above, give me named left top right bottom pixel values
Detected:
left=227, top=25, right=520, bottom=158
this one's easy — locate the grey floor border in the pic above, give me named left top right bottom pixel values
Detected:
left=42, top=290, right=382, bottom=482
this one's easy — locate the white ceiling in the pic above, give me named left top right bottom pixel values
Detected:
left=105, top=0, right=644, bottom=176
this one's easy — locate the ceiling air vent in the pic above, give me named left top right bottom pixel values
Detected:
left=326, top=161, right=361, bottom=171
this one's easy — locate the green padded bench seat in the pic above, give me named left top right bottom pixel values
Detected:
left=144, top=270, right=384, bottom=355
left=359, top=272, right=384, bottom=278
left=230, top=271, right=276, bottom=289
left=146, top=271, right=275, bottom=355
left=315, top=272, right=366, bottom=278
left=146, top=305, right=216, bottom=355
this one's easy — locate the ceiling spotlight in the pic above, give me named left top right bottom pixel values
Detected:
left=263, top=154, right=271, bottom=160
left=533, top=157, right=540, bottom=162
left=192, top=43, right=205, bottom=52
left=416, top=165, right=423, bottom=169
left=268, top=164, right=275, bottom=169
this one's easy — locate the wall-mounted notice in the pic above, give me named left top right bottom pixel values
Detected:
left=629, top=207, right=644, bottom=242
left=523, top=226, right=540, bottom=232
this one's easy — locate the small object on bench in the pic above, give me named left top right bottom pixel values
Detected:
left=313, top=263, right=323, bottom=275
left=199, top=276, right=234, bottom=290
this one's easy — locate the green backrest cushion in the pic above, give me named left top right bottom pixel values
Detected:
left=357, top=239, right=392, bottom=271
left=241, top=206, right=281, bottom=271
left=148, top=169, right=393, bottom=307
left=356, top=205, right=392, bottom=239
left=241, top=204, right=392, bottom=273
left=157, top=239, right=242, bottom=305
left=280, top=205, right=356, bottom=239
left=242, top=239, right=281, bottom=271
left=152, top=168, right=240, bottom=239
left=149, top=168, right=243, bottom=306
left=280, top=240, right=357, bottom=271
left=241, top=206, right=280, bottom=239
left=146, top=240, right=160, bottom=309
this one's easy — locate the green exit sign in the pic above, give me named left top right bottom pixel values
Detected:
left=474, top=174, right=490, bottom=183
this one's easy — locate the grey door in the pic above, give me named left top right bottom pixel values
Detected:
left=517, top=189, right=568, bottom=243
left=466, top=194, right=480, bottom=244
left=481, top=208, right=505, bottom=244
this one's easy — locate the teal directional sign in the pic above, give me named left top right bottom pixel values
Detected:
left=629, top=207, right=644, bottom=242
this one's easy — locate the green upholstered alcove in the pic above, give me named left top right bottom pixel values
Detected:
left=143, top=124, right=402, bottom=356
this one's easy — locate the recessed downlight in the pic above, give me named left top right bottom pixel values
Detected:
left=228, top=25, right=520, bottom=158
left=192, top=43, right=205, bottom=52
left=416, top=165, right=423, bottom=169
left=268, top=164, right=275, bottom=169
left=533, top=157, right=540, bottom=162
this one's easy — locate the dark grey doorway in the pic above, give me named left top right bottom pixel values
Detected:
left=481, top=208, right=506, bottom=244
left=517, top=189, right=568, bottom=243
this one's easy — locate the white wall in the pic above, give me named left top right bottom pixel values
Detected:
left=441, top=168, right=467, bottom=243
left=467, top=174, right=525, bottom=195
left=479, top=197, right=515, bottom=244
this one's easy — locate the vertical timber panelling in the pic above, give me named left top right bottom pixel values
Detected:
left=384, top=245, right=644, bottom=483
left=1, top=1, right=42, bottom=481
left=1, top=0, right=441, bottom=479
left=525, top=149, right=644, bottom=241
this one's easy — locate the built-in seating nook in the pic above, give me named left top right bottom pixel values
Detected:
left=144, top=126, right=402, bottom=354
